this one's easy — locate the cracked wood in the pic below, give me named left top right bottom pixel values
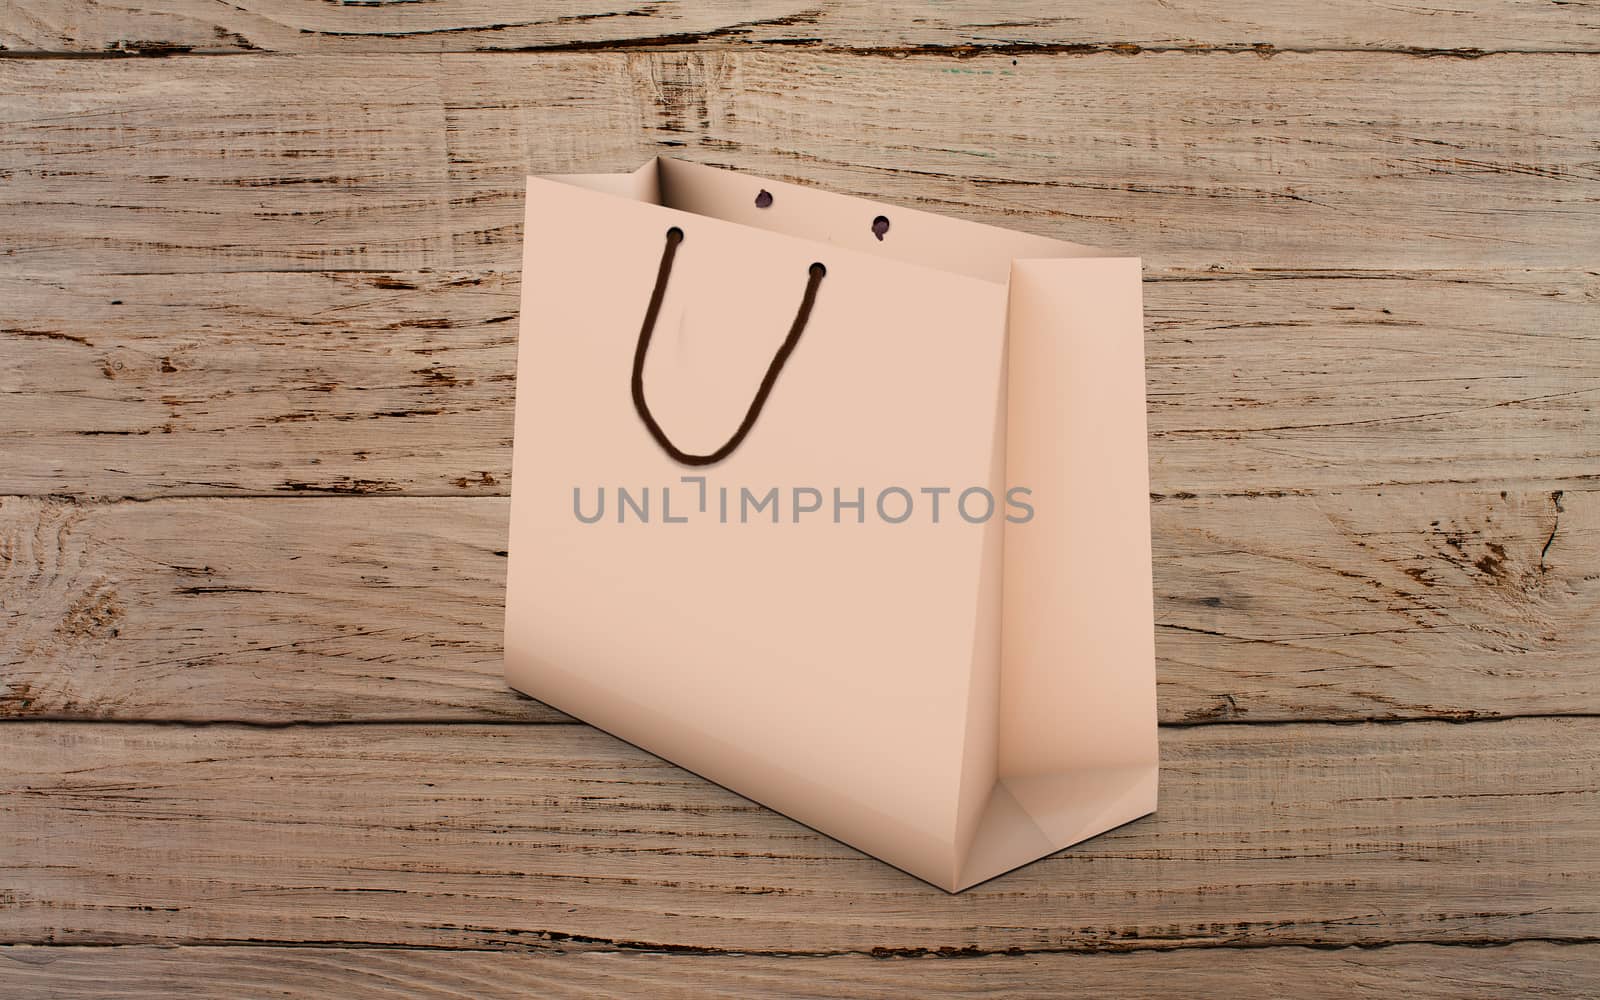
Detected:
left=2, top=942, right=1597, bottom=998
left=2, top=10, right=1597, bottom=985
left=1, top=489, right=1594, bottom=723
left=3, top=53, right=1595, bottom=278
left=2, top=718, right=1597, bottom=952
left=4, top=54, right=1594, bottom=499
left=3, top=1, right=1599, bottom=55
left=1, top=266, right=1595, bottom=498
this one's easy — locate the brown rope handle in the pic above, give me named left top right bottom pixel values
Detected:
left=631, top=225, right=827, bottom=466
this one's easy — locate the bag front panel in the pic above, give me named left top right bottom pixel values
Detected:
left=505, top=178, right=1011, bottom=859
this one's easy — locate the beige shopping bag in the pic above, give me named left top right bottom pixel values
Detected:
left=505, top=157, right=1155, bottom=891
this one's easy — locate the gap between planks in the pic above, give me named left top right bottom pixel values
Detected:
left=5, top=45, right=1600, bottom=59
left=1, top=942, right=1596, bottom=1000
left=4, top=0, right=1600, bottom=56
left=4, top=717, right=1595, bottom=953
left=0, top=936, right=1596, bottom=957
left=3, top=489, right=1593, bottom=725
left=5, top=713, right=1600, bottom=729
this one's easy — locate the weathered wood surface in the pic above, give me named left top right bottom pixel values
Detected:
left=4, top=942, right=1598, bottom=999
left=2, top=55, right=1596, bottom=499
left=4, top=0, right=1599, bottom=56
left=3, top=4, right=1597, bottom=991
left=4, top=718, right=1597, bottom=952
left=3, top=53, right=1596, bottom=277
left=2, top=488, right=1593, bottom=723
left=4, top=266, right=1596, bottom=499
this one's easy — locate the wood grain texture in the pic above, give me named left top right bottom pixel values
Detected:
left=2, top=54, right=1596, bottom=498
left=3, top=7, right=1597, bottom=987
left=3, top=718, right=1597, bottom=951
left=2, top=488, right=1593, bottom=724
left=3, top=0, right=1598, bottom=56
left=4, top=942, right=1598, bottom=999
left=3, top=266, right=1596, bottom=499
left=3, top=53, right=1596, bottom=277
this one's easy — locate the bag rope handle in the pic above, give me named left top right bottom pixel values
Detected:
left=631, top=226, right=827, bottom=467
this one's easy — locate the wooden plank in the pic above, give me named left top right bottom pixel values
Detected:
left=3, top=0, right=1598, bottom=56
left=2, top=54, right=1595, bottom=277
left=3, top=942, right=1597, bottom=999
left=2, top=718, right=1595, bottom=951
left=437, top=51, right=1600, bottom=272
left=0, top=58, right=459, bottom=275
left=3, top=54, right=1594, bottom=498
left=2, top=489, right=1593, bottom=724
left=2, top=266, right=1595, bottom=499
left=0, top=267, right=521, bottom=499
left=0, top=495, right=542, bottom=722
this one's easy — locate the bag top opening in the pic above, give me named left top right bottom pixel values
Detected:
left=537, top=157, right=1112, bottom=285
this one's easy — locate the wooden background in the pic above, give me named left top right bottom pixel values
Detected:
left=3, top=2, right=1598, bottom=996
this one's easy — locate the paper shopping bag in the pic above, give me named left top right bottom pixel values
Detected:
left=504, top=157, right=1156, bottom=892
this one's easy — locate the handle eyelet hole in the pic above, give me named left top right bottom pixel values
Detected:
left=755, top=189, right=774, bottom=208
left=871, top=215, right=890, bottom=241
